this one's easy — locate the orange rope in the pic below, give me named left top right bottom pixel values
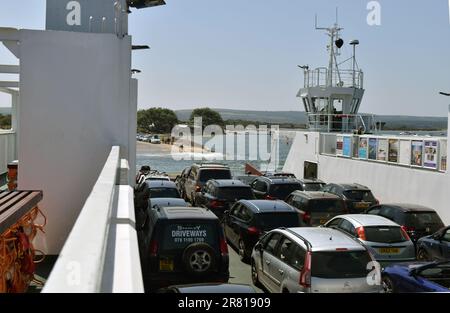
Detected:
left=0, top=206, right=46, bottom=293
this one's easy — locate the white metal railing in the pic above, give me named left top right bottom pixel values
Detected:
left=42, top=146, right=144, bottom=293
left=304, top=68, right=364, bottom=89
left=307, top=113, right=377, bottom=133
left=0, top=130, right=16, bottom=178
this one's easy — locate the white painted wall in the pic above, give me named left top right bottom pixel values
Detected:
left=17, top=29, right=135, bottom=254
left=0, top=131, right=15, bottom=176
left=283, top=109, right=450, bottom=224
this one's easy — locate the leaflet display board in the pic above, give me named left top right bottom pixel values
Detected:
left=368, top=138, right=377, bottom=160
left=377, top=139, right=388, bottom=161
left=399, top=140, right=411, bottom=165
left=343, top=136, right=352, bottom=157
left=336, top=136, right=343, bottom=156
left=388, top=139, right=399, bottom=163
left=423, top=140, right=439, bottom=169
left=411, top=140, right=423, bottom=166
left=439, top=140, right=447, bottom=172
left=358, top=138, right=368, bottom=159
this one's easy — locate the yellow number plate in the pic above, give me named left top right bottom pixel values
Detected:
left=379, top=248, right=400, bottom=254
left=159, top=258, right=174, bottom=271
left=355, top=202, right=369, bottom=209
left=319, top=219, right=327, bottom=225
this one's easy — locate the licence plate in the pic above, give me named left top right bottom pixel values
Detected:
left=159, top=258, right=174, bottom=271
left=378, top=248, right=400, bottom=254
left=355, top=202, right=369, bottom=209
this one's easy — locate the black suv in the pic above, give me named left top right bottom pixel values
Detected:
left=195, top=179, right=256, bottom=219
left=321, top=183, right=378, bottom=213
left=365, top=204, right=445, bottom=243
left=223, top=200, right=300, bottom=261
left=296, top=179, right=326, bottom=192
left=285, top=191, right=347, bottom=226
left=139, top=206, right=229, bottom=291
left=250, top=176, right=302, bottom=200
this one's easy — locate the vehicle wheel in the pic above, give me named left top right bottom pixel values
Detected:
left=382, top=276, right=395, bottom=293
left=238, top=239, right=249, bottom=262
left=182, top=243, right=216, bottom=275
left=417, top=248, right=430, bottom=261
left=251, top=259, right=262, bottom=288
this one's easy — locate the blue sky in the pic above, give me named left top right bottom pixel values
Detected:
left=1, top=0, right=450, bottom=117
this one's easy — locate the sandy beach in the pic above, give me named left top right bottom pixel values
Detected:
left=136, top=140, right=209, bottom=155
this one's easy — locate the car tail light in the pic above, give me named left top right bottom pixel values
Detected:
left=356, top=226, right=367, bottom=241
left=302, top=211, right=311, bottom=224
left=335, top=248, right=348, bottom=251
left=210, top=200, right=225, bottom=208
left=299, top=251, right=312, bottom=288
left=247, top=227, right=261, bottom=236
left=374, top=199, right=380, bottom=205
left=195, top=185, right=201, bottom=192
left=149, top=240, right=158, bottom=257
left=220, top=237, right=229, bottom=256
left=400, top=226, right=412, bottom=240
left=265, top=195, right=276, bottom=200
left=402, top=225, right=416, bottom=233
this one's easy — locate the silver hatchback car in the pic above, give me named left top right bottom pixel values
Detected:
left=251, top=227, right=382, bottom=293
left=324, top=214, right=415, bottom=265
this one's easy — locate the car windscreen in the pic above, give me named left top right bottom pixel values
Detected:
left=312, top=250, right=372, bottom=279
left=269, top=184, right=302, bottom=200
left=405, top=212, right=444, bottom=230
left=161, top=222, right=218, bottom=251
left=217, top=187, right=255, bottom=201
left=343, top=190, right=376, bottom=202
left=364, top=226, right=409, bottom=243
left=198, top=169, right=232, bottom=182
left=254, top=212, right=300, bottom=231
left=303, top=183, right=326, bottom=192
left=149, top=187, right=180, bottom=198
left=308, top=199, right=346, bottom=213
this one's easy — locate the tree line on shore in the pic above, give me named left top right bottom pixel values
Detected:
left=0, top=114, right=11, bottom=129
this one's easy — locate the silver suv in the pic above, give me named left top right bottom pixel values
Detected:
left=251, top=227, right=382, bottom=293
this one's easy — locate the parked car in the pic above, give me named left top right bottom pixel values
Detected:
left=416, top=226, right=450, bottom=261
left=150, top=135, right=161, bottom=144
left=251, top=227, right=382, bottom=293
left=175, top=167, right=191, bottom=199
left=250, top=176, right=302, bottom=200
left=140, top=206, right=229, bottom=291
left=223, top=200, right=301, bottom=261
left=382, top=261, right=450, bottom=293
left=263, top=172, right=296, bottom=178
left=195, top=179, right=256, bottom=219
left=183, top=163, right=232, bottom=205
left=157, top=283, right=256, bottom=293
left=150, top=198, right=189, bottom=210
left=365, top=204, right=445, bottom=243
left=285, top=191, right=347, bottom=226
left=146, top=180, right=181, bottom=199
left=324, top=214, right=415, bottom=265
left=296, top=179, right=326, bottom=192
left=321, top=183, right=378, bottom=213
left=234, top=174, right=259, bottom=186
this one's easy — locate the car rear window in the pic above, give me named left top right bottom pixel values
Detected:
left=217, top=187, right=255, bottom=200
left=254, top=212, right=300, bottom=231
left=269, top=184, right=302, bottom=200
left=308, top=199, right=346, bottom=213
left=303, top=183, right=325, bottom=191
left=150, top=188, right=180, bottom=198
left=198, top=169, right=231, bottom=182
left=344, top=190, right=375, bottom=202
left=161, top=222, right=218, bottom=251
left=312, top=251, right=372, bottom=279
left=364, top=226, right=409, bottom=243
left=405, top=212, right=444, bottom=229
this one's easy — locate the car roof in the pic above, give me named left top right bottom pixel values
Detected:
left=168, top=283, right=255, bottom=293
left=290, top=191, right=341, bottom=200
left=151, top=198, right=188, bottom=208
left=381, top=203, right=437, bottom=213
left=193, top=163, right=230, bottom=169
left=146, top=180, right=177, bottom=188
left=256, top=176, right=301, bottom=184
left=336, top=214, right=399, bottom=227
left=281, top=227, right=365, bottom=252
left=209, top=179, right=250, bottom=187
left=239, top=200, right=296, bottom=213
left=298, top=178, right=325, bottom=184
left=156, top=207, right=218, bottom=220
left=331, top=183, right=370, bottom=190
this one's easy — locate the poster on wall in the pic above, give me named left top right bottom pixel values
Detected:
left=368, top=138, right=377, bottom=160
left=411, top=140, right=423, bottom=166
left=377, top=139, right=388, bottom=161
left=423, top=140, right=438, bottom=169
left=336, top=136, right=343, bottom=156
left=358, top=138, right=368, bottom=159
left=388, top=139, right=399, bottom=163
left=343, top=136, right=352, bottom=157
left=440, top=140, right=447, bottom=171
left=399, top=140, right=411, bottom=165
